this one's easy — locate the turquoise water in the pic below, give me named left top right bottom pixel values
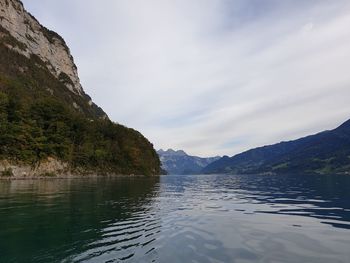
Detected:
left=0, top=174, right=350, bottom=262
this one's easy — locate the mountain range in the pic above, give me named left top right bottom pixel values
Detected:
left=203, top=119, right=350, bottom=175
left=1, top=0, right=349, bottom=178
left=157, top=149, right=220, bottom=175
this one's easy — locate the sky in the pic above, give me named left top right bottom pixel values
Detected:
left=22, top=0, right=350, bottom=157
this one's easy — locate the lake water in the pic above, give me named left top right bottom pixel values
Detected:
left=0, top=174, right=350, bottom=263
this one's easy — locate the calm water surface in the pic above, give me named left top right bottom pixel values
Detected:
left=0, top=174, right=350, bottom=263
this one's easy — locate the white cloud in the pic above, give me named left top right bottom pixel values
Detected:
left=22, top=0, right=350, bottom=157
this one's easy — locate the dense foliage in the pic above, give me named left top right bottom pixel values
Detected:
left=0, top=26, right=160, bottom=176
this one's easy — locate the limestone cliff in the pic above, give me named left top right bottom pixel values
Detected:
left=0, top=0, right=82, bottom=94
left=0, top=0, right=161, bottom=177
left=0, top=0, right=106, bottom=118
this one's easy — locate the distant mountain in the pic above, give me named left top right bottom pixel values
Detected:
left=157, top=149, right=220, bottom=175
left=203, top=119, right=350, bottom=175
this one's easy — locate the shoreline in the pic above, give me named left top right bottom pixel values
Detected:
left=0, top=174, right=162, bottom=180
left=1, top=159, right=162, bottom=180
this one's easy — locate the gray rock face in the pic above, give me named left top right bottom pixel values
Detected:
left=157, top=149, right=221, bottom=175
left=0, top=158, right=69, bottom=177
left=0, top=0, right=83, bottom=94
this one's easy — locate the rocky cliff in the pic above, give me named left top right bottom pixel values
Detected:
left=0, top=0, right=106, bottom=118
left=0, top=0, right=82, bottom=94
left=0, top=0, right=161, bottom=177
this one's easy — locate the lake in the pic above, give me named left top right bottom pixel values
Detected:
left=0, top=174, right=350, bottom=263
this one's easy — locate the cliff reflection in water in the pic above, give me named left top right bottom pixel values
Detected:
left=0, top=177, right=161, bottom=262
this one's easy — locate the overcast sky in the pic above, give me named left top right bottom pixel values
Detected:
left=22, top=0, right=350, bottom=157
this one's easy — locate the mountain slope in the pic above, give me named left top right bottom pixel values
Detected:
left=0, top=0, right=160, bottom=176
left=158, top=149, right=220, bottom=175
left=203, top=119, right=350, bottom=175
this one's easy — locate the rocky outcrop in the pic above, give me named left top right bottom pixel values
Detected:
left=0, top=158, right=158, bottom=178
left=0, top=0, right=82, bottom=94
left=0, top=158, right=70, bottom=177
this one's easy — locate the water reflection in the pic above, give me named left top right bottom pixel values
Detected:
left=0, top=178, right=161, bottom=263
left=0, top=174, right=350, bottom=262
left=154, top=174, right=350, bottom=262
left=209, top=174, right=350, bottom=229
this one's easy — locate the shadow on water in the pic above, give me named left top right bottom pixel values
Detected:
left=0, top=177, right=161, bottom=263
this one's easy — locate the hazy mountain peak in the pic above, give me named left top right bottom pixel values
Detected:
left=157, top=149, right=220, bottom=175
left=157, top=149, right=187, bottom=156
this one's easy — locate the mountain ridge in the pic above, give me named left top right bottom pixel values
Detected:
left=202, top=119, right=350, bottom=175
left=158, top=149, right=220, bottom=175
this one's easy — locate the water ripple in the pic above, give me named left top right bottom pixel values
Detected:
left=1, top=175, right=350, bottom=262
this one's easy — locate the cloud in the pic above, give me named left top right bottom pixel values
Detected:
left=22, top=0, right=350, bottom=157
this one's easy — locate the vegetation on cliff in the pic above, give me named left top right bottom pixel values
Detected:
left=0, top=25, right=160, bottom=176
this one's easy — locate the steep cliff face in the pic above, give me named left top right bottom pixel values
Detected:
left=0, top=0, right=161, bottom=176
left=0, top=0, right=81, bottom=94
left=0, top=0, right=106, bottom=118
